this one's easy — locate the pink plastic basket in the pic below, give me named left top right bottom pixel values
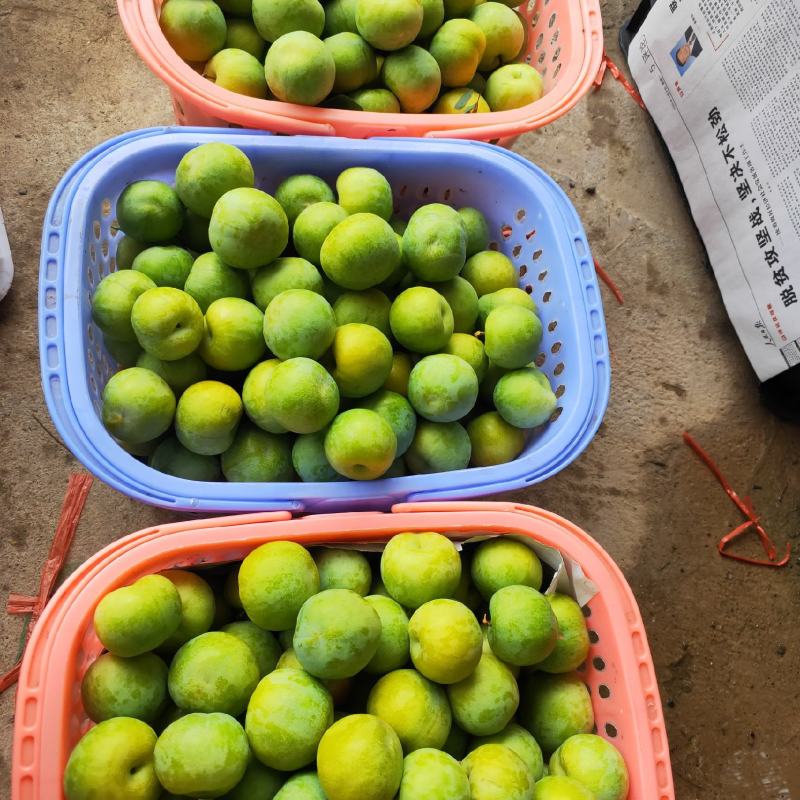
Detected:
left=117, top=0, right=603, bottom=140
left=12, top=502, right=673, bottom=800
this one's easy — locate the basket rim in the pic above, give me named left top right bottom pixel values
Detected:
left=39, top=128, right=610, bottom=512
left=116, top=0, right=604, bottom=139
left=11, top=502, right=675, bottom=800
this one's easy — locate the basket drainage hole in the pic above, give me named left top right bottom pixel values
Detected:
left=552, top=46, right=561, bottom=62
left=501, top=225, right=512, bottom=239
left=533, top=248, right=543, bottom=260
left=519, top=264, right=527, bottom=277
left=599, top=684, right=611, bottom=699
left=516, top=209, right=526, bottom=221
left=535, top=32, right=544, bottom=49
left=553, top=362, right=564, bottom=376
left=554, top=63, right=562, bottom=79
left=489, top=241, right=500, bottom=251
left=588, top=630, right=599, bottom=644
left=550, top=406, right=563, bottom=423
left=605, top=723, right=618, bottom=738
left=592, top=656, right=605, bottom=671
left=444, top=188, right=452, bottom=201
left=513, top=245, right=522, bottom=257
left=582, top=604, right=592, bottom=617
left=535, top=353, right=546, bottom=367
left=526, top=228, right=537, bottom=240
left=399, top=185, right=408, bottom=196
left=524, top=284, right=533, bottom=294
left=92, top=221, right=101, bottom=240
left=542, top=291, right=552, bottom=303
left=538, top=270, right=548, bottom=281
left=548, top=320, right=558, bottom=332
left=555, top=384, right=565, bottom=398
left=101, top=198, right=112, bottom=217
left=422, top=186, right=431, bottom=197
left=551, top=341, right=561, bottom=354
left=525, top=53, right=533, bottom=63
left=538, top=52, right=546, bottom=65
left=548, top=11, right=556, bottom=27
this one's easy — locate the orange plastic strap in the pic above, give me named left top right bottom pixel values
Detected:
left=594, top=50, right=646, bottom=111
left=594, top=258, right=624, bottom=305
left=1, top=472, right=93, bottom=693
left=683, top=432, right=790, bottom=568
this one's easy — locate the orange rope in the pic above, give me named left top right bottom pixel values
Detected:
left=1, top=472, right=93, bottom=693
left=683, top=432, right=790, bottom=568
left=594, top=258, right=624, bottom=305
left=594, top=50, right=646, bottom=111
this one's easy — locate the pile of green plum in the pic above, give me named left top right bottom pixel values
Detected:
left=158, top=0, right=544, bottom=114
left=93, top=141, right=558, bottom=483
left=65, top=532, right=629, bottom=799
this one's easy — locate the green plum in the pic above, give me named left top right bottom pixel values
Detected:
left=221, top=424, right=295, bottom=482
left=183, top=252, right=251, bottom=313
left=275, top=174, right=336, bottom=225
left=263, top=289, right=335, bottom=360
left=292, top=202, right=349, bottom=266
left=314, top=548, right=372, bottom=594
left=149, top=436, right=222, bottom=481
left=405, top=420, right=471, bottom=473
left=364, top=595, right=410, bottom=674
left=402, top=204, right=466, bottom=283
left=92, top=270, right=156, bottom=342
left=265, top=31, right=335, bottom=105
left=467, top=410, right=525, bottom=466
left=159, top=0, right=227, bottom=61
left=175, top=380, right=243, bottom=455
left=101, top=367, right=176, bottom=445
left=408, top=353, right=478, bottom=423
left=324, top=408, right=397, bottom=479
left=390, top=286, right=454, bottom=353
left=130, top=287, right=204, bottom=361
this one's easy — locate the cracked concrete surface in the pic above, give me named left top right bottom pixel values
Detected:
left=1, top=1, right=800, bottom=798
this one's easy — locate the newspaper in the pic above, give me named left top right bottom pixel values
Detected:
left=629, top=0, right=800, bottom=381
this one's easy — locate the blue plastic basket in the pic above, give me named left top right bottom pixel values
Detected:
left=39, top=127, right=609, bottom=512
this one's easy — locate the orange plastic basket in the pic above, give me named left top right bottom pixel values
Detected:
left=117, top=0, right=603, bottom=140
left=12, top=502, right=673, bottom=800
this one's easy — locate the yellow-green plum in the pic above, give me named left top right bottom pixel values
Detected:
left=265, top=31, right=335, bottom=105
left=442, top=724, right=470, bottom=759
left=417, top=0, right=445, bottom=38
left=117, top=180, right=184, bottom=244
left=176, top=143, right=254, bottom=219
left=224, top=18, right=267, bottom=59
left=81, top=652, right=168, bottom=724
left=337, top=167, right=393, bottom=219
left=292, top=430, right=345, bottom=482
left=314, top=548, right=372, bottom=594
left=221, top=424, right=295, bottom=482
left=325, top=32, right=378, bottom=92
left=489, top=585, right=557, bottom=666
left=390, top=286, right=454, bottom=353
left=364, top=595, right=410, bottom=674
left=549, top=734, right=628, bottom=800
left=536, top=593, right=591, bottom=673
left=263, top=289, right=335, bottom=360
left=381, top=531, right=461, bottom=609
left=293, top=202, right=349, bottom=266
left=275, top=174, right=336, bottom=226
left=477, top=286, right=537, bottom=326
left=405, top=420, right=471, bottom=473
left=168, top=631, right=260, bottom=716
left=462, top=743, right=535, bottom=800
left=160, top=569, right=217, bottom=651
left=333, top=289, right=392, bottom=336
left=484, top=305, right=542, bottom=369
left=356, top=0, right=423, bottom=50
left=116, top=235, right=148, bottom=269
left=239, top=540, right=320, bottom=630
left=136, top=351, right=206, bottom=395
left=324, top=408, right=397, bottom=479
left=399, top=748, right=470, bottom=800
left=350, top=87, right=402, bottom=112
left=462, top=250, right=517, bottom=296
left=64, top=718, right=160, bottom=800
left=321, top=214, right=401, bottom=289
left=317, top=714, right=403, bottom=800
left=533, top=775, right=596, bottom=800
left=402, top=204, right=466, bottom=282
left=494, top=367, right=557, bottom=428
left=469, top=2, right=524, bottom=71
left=252, top=0, right=325, bottom=41
left=184, top=252, right=250, bottom=313
left=360, top=390, right=416, bottom=456
left=471, top=722, right=545, bottom=781
left=149, top=437, right=222, bottom=481
left=205, top=47, right=268, bottom=98
left=485, top=63, right=544, bottom=111
left=471, top=537, right=542, bottom=599
left=382, top=46, right=442, bottom=112
left=330, top=323, right=394, bottom=397
left=432, top=277, right=479, bottom=333
left=154, top=713, right=250, bottom=797
left=246, top=668, right=333, bottom=769
left=222, top=620, right=281, bottom=677
left=367, top=669, right=451, bottom=751
left=101, top=367, right=176, bottom=444
left=223, top=760, right=284, bottom=800
left=274, top=770, right=326, bottom=799
left=209, top=187, right=289, bottom=269
left=131, top=287, right=204, bottom=360
left=409, top=599, right=482, bottom=683
left=408, top=353, right=479, bottom=422
left=251, top=257, right=323, bottom=311
left=458, top=207, right=490, bottom=257
left=92, top=270, right=157, bottom=342
left=324, top=0, right=358, bottom=35
left=519, top=672, right=594, bottom=755
left=448, top=650, right=519, bottom=735
left=467, top=410, right=525, bottom=466
left=159, top=0, right=226, bottom=61
left=294, top=588, right=381, bottom=678
left=384, top=352, right=413, bottom=395
left=175, top=380, right=243, bottom=455
left=93, top=574, right=181, bottom=658
left=276, top=649, right=352, bottom=707
left=200, top=297, right=266, bottom=370
left=429, top=19, right=486, bottom=87
left=264, top=357, right=340, bottom=434
left=242, top=359, right=287, bottom=434
left=441, top=333, right=487, bottom=382
left=132, top=246, right=194, bottom=289
left=433, top=88, right=490, bottom=113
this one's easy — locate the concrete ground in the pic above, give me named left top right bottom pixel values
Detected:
left=1, top=1, right=799, bottom=797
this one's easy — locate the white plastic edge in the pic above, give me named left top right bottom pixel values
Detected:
left=0, top=206, right=13, bottom=301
